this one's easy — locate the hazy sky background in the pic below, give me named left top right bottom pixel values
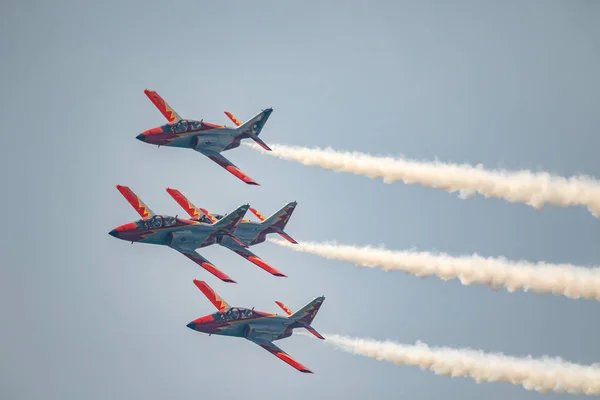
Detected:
left=2, top=1, right=600, bottom=399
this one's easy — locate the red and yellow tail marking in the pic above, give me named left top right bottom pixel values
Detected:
left=224, top=111, right=242, bottom=127
left=249, top=207, right=266, bottom=222
left=274, top=301, right=293, bottom=316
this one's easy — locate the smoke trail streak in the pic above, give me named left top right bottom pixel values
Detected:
left=271, top=239, right=600, bottom=300
left=246, top=143, right=600, bottom=217
left=312, top=333, right=600, bottom=395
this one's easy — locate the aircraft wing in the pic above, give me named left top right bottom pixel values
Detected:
left=275, top=301, right=293, bottom=316
left=247, top=337, right=313, bottom=374
left=195, top=148, right=259, bottom=186
left=224, top=111, right=242, bottom=126
left=144, top=89, right=182, bottom=122
left=192, top=279, right=230, bottom=312
left=165, top=187, right=214, bottom=221
left=116, top=185, right=155, bottom=219
left=220, top=240, right=287, bottom=277
left=171, top=246, right=236, bottom=283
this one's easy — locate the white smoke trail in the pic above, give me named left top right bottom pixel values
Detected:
left=270, top=239, right=600, bottom=300
left=246, top=143, right=600, bottom=217
left=314, top=333, right=600, bottom=395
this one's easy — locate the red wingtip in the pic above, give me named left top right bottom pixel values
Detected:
left=224, top=279, right=237, bottom=284
left=247, top=256, right=286, bottom=277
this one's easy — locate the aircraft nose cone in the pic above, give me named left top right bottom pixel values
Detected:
left=186, top=322, right=196, bottom=330
left=136, top=133, right=146, bottom=142
left=108, top=229, right=119, bottom=238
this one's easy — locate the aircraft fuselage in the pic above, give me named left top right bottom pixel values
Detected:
left=108, top=215, right=218, bottom=249
left=187, top=307, right=294, bottom=340
left=137, top=119, right=241, bottom=152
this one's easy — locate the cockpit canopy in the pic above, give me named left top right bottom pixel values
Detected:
left=134, top=215, right=177, bottom=229
left=163, top=119, right=203, bottom=134
left=213, top=307, right=253, bottom=321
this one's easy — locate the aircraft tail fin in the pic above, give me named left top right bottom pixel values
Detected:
left=259, top=202, right=298, bottom=243
left=211, top=204, right=249, bottom=247
left=275, top=301, right=324, bottom=339
left=235, top=108, right=273, bottom=151
left=289, top=296, right=325, bottom=329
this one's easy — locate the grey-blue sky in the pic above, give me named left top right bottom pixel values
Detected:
left=1, top=0, right=599, bottom=398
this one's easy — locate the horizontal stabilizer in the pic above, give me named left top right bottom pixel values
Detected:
left=274, top=229, right=298, bottom=244
left=248, top=133, right=271, bottom=151
left=302, top=324, right=325, bottom=340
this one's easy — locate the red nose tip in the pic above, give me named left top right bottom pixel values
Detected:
left=115, top=222, right=136, bottom=231
left=144, top=127, right=164, bottom=135
left=194, top=315, right=215, bottom=324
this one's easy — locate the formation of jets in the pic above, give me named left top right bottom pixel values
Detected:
left=109, top=90, right=324, bottom=373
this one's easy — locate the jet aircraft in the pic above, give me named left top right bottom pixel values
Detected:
left=108, top=185, right=250, bottom=283
left=187, top=279, right=325, bottom=373
left=138, top=89, right=272, bottom=185
left=166, top=187, right=297, bottom=278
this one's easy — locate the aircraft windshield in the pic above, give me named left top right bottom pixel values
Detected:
left=163, top=216, right=176, bottom=227
left=146, top=215, right=163, bottom=229
left=188, top=120, right=202, bottom=130
left=223, top=308, right=252, bottom=321
left=172, top=120, right=188, bottom=133
left=135, top=215, right=176, bottom=229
